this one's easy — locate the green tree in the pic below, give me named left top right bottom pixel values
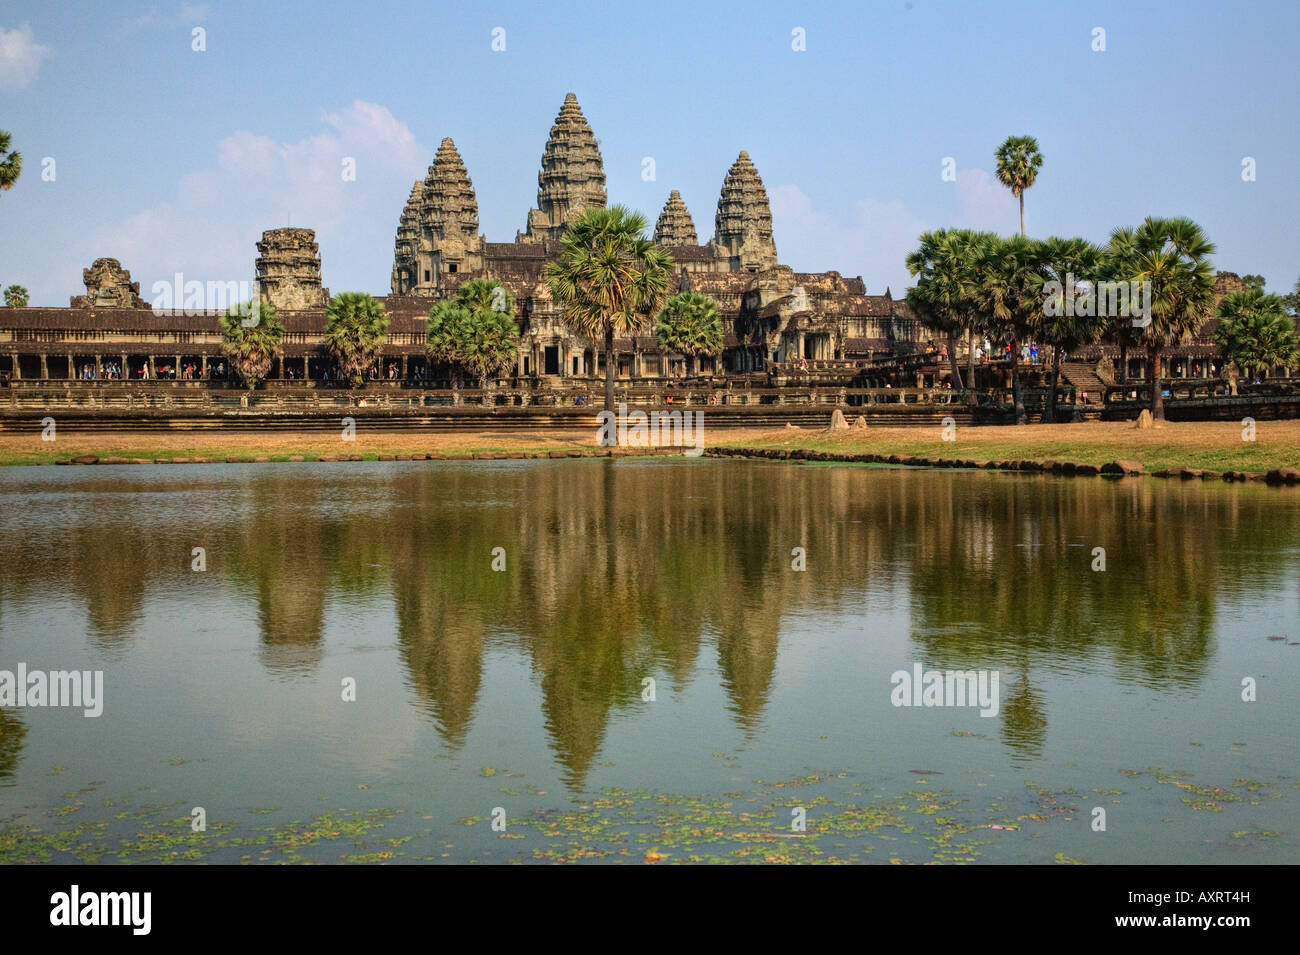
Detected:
left=654, top=291, right=723, bottom=377
left=1108, top=217, right=1217, bottom=420
left=906, top=229, right=998, bottom=395
left=545, top=205, right=674, bottom=413
left=994, top=135, right=1043, bottom=237
left=324, top=292, right=390, bottom=387
left=426, top=279, right=520, bottom=388
left=1214, top=289, right=1299, bottom=381
left=0, top=131, right=20, bottom=194
left=1239, top=273, right=1266, bottom=291
left=979, top=234, right=1048, bottom=425
left=219, top=300, right=284, bottom=391
left=1037, top=237, right=1106, bottom=422
left=3, top=285, right=29, bottom=307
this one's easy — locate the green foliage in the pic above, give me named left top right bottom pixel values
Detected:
left=994, top=135, right=1043, bottom=235
left=1108, top=217, right=1217, bottom=417
left=0, top=130, right=20, bottom=193
left=324, top=292, right=390, bottom=387
left=1214, top=289, right=1299, bottom=379
left=3, top=284, right=29, bottom=307
left=905, top=229, right=998, bottom=341
left=425, top=279, right=519, bottom=386
left=1239, top=273, right=1266, bottom=291
left=219, top=301, right=284, bottom=390
left=545, top=205, right=674, bottom=410
left=654, top=292, right=723, bottom=374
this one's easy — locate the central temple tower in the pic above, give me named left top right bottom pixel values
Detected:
left=518, top=93, right=607, bottom=243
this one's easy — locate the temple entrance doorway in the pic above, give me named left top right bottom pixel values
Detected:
left=544, top=346, right=559, bottom=376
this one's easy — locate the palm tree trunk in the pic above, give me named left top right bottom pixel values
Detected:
left=1150, top=345, right=1164, bottom=420
left=966, top=329, right=977, bottom=406
left=1009, top=340, right=1025, bottom=425
left=1019, top=193, right=1026, bottom=237
left=947, top=332, right=963, bottom=390
left=604, top=324, right=616, bottom=414
left=1044, top=345, right=1062, bottom=423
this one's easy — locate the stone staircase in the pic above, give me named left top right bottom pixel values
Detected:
left=1060, top=361, right=1107, bottom=399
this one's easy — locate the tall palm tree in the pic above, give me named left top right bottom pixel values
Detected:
left=324, top=292, right=390, bottom=387
left=220, top=301, right=284, bottom=391
left=906, top=229, right=996, bottom=392
left=545, top=205, right=674, bottom=413
left=1108, top=217, right=1217, bottom=420
left=1037, top=237, right=1105, bottom=422
left=979, top=234, right=1047, bottom=425
left=994, top=135, right=1043, bottom=237
left=0, top=131, right=20, bottom=194
left=1214, top=289, right=1299, bottom=381
left=654, top=291, right=723, bottom=377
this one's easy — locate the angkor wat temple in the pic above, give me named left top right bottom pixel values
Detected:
left=0, top=93, right=921, bottom=386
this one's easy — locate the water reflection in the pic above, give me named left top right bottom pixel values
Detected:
left=0, top=462, right=1296, bottom=789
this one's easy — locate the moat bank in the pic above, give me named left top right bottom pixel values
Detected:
left=1, top=420, right=1298, bottom=474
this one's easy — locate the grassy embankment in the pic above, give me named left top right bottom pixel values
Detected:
left=0, top=420, right=1297, bottom=472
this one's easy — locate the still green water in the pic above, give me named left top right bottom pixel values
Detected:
left=0, top=459, right=1296, bottom=864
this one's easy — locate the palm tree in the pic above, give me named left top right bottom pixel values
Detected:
left=1108, top=217, right=1217, bottom=420
left=0, top=131, right=20, bottom=194
left=3, top=285, right=29, bottom=308
left=654, top=291, right=723, bottom=377
left=994, top=135, right=1043, bottom=237
left=1037, top=237, right=1105, bottom=422
left=979, top=234, right=1047, bottom=425
left=906, top=229, right=996, bottom=392
left=426, top=279, right=520, bottom=389
left=220, top=301, right=284, bottom=391
left=324, top=292, right=390, bottom=387
left=453, top=279, right=520, bottom=387
left=545, top=205, right=674, bottom=413
left=1214, top=289, right=1299, bottom=381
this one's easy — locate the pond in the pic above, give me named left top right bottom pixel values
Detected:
left=0, top=459, right=1296, bottom=863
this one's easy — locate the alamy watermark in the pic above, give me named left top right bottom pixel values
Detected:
left=596, top=402, right=705, bottom=457
left=151, top=274, right=264, bottom=325
left=1043, top=274, right=1151, bottom=328
left=0, top=663, right=103, bottom=717
left=890, top=662, right=999, bottom=717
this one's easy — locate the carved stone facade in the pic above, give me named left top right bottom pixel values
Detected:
left=518, top=93, right=608, bottom=244
left=255, top=228, right=329, bottom=311
left=70, top=258, right=146, bottom=309
left=382, top=92, right=918, bottom=379
left=654, top=190, right=698, bottom=245
left=706, top=150, right=778, bottom=272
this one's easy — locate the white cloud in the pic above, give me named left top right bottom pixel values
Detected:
left=0, top=24, right=52, bottom=92
left=81, top=101, right=428, bottom=298
left=770, top=183, right=929, bottom=294
left=952, top=167, right=1020, bottom=233
left=121, top=4, right=209, bottom=36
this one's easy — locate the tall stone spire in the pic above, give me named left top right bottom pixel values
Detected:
left=420, top=138, right=480, bottom=243
left=654, top=190, right=698, bottom=245
left=397, top=137, right=484, bottom=293
left=707, top=150, right=778, bottom=271
left=519, top=93, right=607, bottom=243
left=391, top=181, right=422, bottom=294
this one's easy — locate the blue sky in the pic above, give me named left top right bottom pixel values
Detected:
left=1, top=0, right=1296, bottom=305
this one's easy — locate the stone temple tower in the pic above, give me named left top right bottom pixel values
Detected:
left=417, top=137, right=484, bottom=290
left=391, top=182, right=422, bottom=294
left=519, top=93, right=607, bottom=243
left=654, top=190, right=698, bottom=245
left=255, top=227, right=329, bottom=311
left=707, top=150, right=778, bottom=272
left=393, top=138, right=484, bottom=296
